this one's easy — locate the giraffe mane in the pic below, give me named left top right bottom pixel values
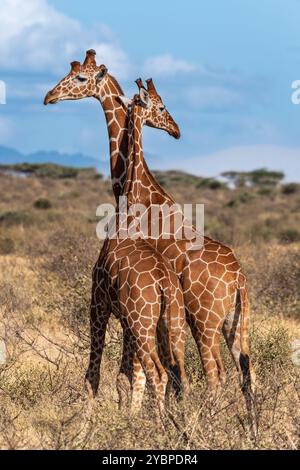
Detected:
left=124, top=103, right=175, bottom=204
left=107, top=73, right=125, bottom=96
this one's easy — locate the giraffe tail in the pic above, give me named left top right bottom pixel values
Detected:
left=159, top=265, right=185, bottom=397
left=160, top=269, right=176, bottom=369
left=237, top=278, right=254, bottom=391
left=237, top=276, right=258, bottom=437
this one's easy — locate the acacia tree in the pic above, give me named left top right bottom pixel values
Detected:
left=221, top=168, right=284, bottom=188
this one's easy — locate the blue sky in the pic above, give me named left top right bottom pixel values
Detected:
left=0, top=0, right=300, bottom=179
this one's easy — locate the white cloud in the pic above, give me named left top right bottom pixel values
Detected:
left=89, top=43, right=130, bottom=78
left=0, top=0, right=199, bottom=93
left=143, top=54, right=196, bottom=77
left=158, top=145, right=300, bottom=182
left=0, top=0, right=131, bottom=78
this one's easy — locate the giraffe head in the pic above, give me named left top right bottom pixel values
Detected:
left=44, top=50, right=109, bottom=105
left=123, top=78, right=180, bottom=140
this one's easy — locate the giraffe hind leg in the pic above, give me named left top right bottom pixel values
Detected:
left=116, top=327, right=134, bottom=410
left=157, top=292, right=189, bottom=400
left=187, top=307, right=226, bottom=389
left=135, top=340, right=168, bottom=419
left=130, top=353, right=147, bottom=414
left=156, top=319, right=182, bottom=399
left=169, top=299, right=189, bottom=399
left=85, top=303, right=110, bottom=398
left=116, top=328, right=147, bottom=414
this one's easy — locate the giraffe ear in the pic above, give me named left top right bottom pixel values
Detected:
left=119, top=96, right=133, bottom=108
left=96, top=65, right=108, bottom=82
left=139, top=88, right=152, bottom=108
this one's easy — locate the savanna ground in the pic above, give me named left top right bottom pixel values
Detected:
left=0, top=166, right=299, bottom=450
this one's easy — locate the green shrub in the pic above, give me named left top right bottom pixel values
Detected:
left=226, top=191, right=254, bottom=207
left=6, top=366, right=51, bottom=408
left=0, top=237, right=15, bottom=254
left=249, top=222, right=274, bottom=242
left=197, top=178, right=225, bottom=190
left=93, top=173, right=104, bottom=180
left=264, top=217, right=279, bottom=228
left=239, top=191, right=254, bottom=203
left=258, top=187, right=274, bottom=196
left=253, top=326, right=291, bottom=375
left=282, top=183, right=299, bottom=195
left=34, top=198, right=52, bottom=210
left=0, top=210, right=32, bottom=226
left=279, top=229, right=300, bottom=244
left=226, top=199, right=236, bottom=208
left=153, top=170, right=201, bottom=187
left=0, top=163, right=80, bottom=179
left=37, top=164, right=78, bottom=179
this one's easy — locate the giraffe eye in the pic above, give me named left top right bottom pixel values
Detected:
left=75, top=75, right=88, bottom=83
left=159, top=106, right=166, bottom=113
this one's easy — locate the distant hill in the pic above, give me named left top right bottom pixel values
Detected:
left=0, top=163, right=103, bottom=179
left=0, top=145, right=107, bottom=174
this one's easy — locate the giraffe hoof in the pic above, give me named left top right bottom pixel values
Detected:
left=84, top=378, right=96, bottom=400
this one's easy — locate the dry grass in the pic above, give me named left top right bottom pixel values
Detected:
left=0, top=172, right=299, bottom=449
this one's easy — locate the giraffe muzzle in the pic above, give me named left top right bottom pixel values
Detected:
left=43, top=91, right=60, bottom=105
left=169, top=125, right=181, bottom=140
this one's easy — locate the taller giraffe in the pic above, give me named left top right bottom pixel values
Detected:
left=44, top=51, right=187, bottom=410
left=44, top=51, right=255, bottom=407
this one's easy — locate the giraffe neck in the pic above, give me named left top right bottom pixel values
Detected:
left=121, top=105, right=201, bottom=252
left=124, top=105, right=175, bottom=207
left=96, top=74, right=128, bottom=201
